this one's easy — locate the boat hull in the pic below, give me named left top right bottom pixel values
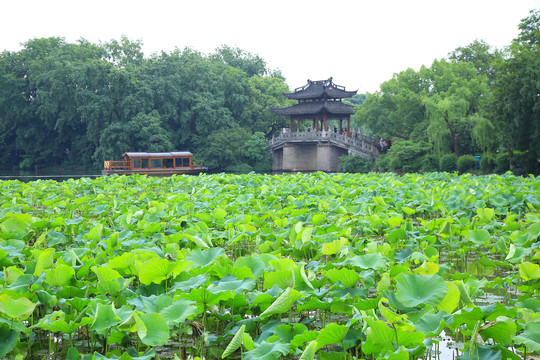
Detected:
left=102, top=168, right=207, bottom=177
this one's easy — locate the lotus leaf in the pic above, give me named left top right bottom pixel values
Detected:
left=242, top=341, right=290, bottom=360
left=479, top=316, right=516, bottom=346
left=0, top=293, right=35, bottom=320
left=222, top=324, right=245, bottom=358
left=137, top=257, right=190, bottom=285
left=264, top=269, right=295, bottom=290
left=316, top=322, right=349, bottom=350
left=395, top=273, right=447, bottom=307
left=437, top=281, right=461, bottom=314
left=0, top=323, right=19, bottom=357
left=457, top=344, right=503, bottom=360
left=466, top=229, right=490, bottom=244
left=518, top=261, right=540, bottom=281
left=234, top=255, right=267, bottom=280
left=134, top=312, right=170, bottom=346
left=92, top=348, right=156, bottom=360
left=299, top=340, right=318, bottom=360
left=90, top=303, right=122, bottom=333
left=260, top=287, right=303, bottom=319
left=45, top=263, right=75, bottom=287
left=512, top=321, right=540, bottom=352
left=321, top=238, right=349, bottom=256
left=187, top=248, right=224, bottom=268
left=325, top=268, right=359, bottom=288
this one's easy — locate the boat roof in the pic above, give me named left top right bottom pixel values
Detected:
left=123, top=152, right=193, bottom=158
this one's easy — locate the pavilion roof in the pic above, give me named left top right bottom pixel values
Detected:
left=270, top=101, right=355, bottom=116
left=283, top=78, right=357, bottom=100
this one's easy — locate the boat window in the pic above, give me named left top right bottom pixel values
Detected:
left=151, top=159, right=162, bottom=168
left=142, top=159, right=149, bottom=168
left=164, top=158, right=174, bottom=168
left=133, top=159, right=141, bottom=168
left=182, top=158, right=190, bottom=167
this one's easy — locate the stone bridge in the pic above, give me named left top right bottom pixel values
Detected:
left=267, top=130, right=379, bottom=172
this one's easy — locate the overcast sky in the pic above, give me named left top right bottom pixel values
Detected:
left=2, top=0, right=539, bottom=93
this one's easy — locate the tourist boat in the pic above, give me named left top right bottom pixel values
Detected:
left=102, top=152, right=207, bottom=176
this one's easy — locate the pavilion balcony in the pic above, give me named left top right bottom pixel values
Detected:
left=267, top=130, right=379, bottom=156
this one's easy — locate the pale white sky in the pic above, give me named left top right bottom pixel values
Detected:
left=2, top=0, right=539, bottom=93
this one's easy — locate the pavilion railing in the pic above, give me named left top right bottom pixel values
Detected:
left=267, top=130, right=379, bottom=156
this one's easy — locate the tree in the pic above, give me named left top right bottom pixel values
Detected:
left=244, top=131, right=271, bottom=172
left=448, top=39, right=504, bottom=82
left=198, top=127, right=251, bottom=170
left=424, top=59, right=489, bottom=157
left=241, top=76, right=292, bottom=137
left=210, top=45, right=268, bottom=77
left=94, top=110, right=173, bottom=162
left=354, top=68, right=427, bottom=140
left=488, top=10, right=540, bottom=162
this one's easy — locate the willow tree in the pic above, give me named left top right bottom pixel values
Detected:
left=423, top=59, right=489, bottom=157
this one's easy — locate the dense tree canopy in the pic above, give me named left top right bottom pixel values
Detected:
left=354, top=9, right=539, bottom=174
left=1, top=10, right=539, bottom=175
left=0, top=37, right=291, bottom=171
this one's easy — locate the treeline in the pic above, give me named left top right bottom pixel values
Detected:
left=342, top=10, right=540, bottom=175
left=0, top=37, right=292, bottom=172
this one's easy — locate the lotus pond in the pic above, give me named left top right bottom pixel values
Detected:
left=1, top=172, right=540, bottom=360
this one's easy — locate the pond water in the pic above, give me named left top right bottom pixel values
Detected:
left=0, top=168, right=102, bottom=182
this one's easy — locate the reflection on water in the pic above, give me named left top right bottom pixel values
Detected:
left=0, top=168, right=102, bottom=182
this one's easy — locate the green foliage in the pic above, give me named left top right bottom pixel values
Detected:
left=0, top=172, right=539, bottom=358
left=200, top=127, right=251, bottom=171
left=338, top=155, right=375, bottom=173
left=374, top=154, right=391, bottom=172
left=512, top=150, right=537, bottom=176
left=439, top=153, right=457, bottom=172
left=495, top=153, right=509, bottom=173
left=488, top=10, right=540, bottom=161
left=421, top=153, right=440, bottom=172
left=457, top=154, right=477, bottom=174
left=480, top=153, right=495, bottom=172
left=0, top=37, right=289, bottom=171
left=383, top=140, right=431, bottom=173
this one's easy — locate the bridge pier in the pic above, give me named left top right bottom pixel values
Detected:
left=267, top=131, right=378, bottom=172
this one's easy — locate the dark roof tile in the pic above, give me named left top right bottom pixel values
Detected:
left=283, top=77, right=357, bottom=100
left=270, top=101, right=354, bottom=116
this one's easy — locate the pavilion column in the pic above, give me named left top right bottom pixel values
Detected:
left=315, top=116, right=319, bottom=132
left=339, top=118, right=343, bottom=132
left=297, top=118, right=300, bottom=132
left=347, top=116, right=351, bottom=136
left=323, top=113, right=327, bottom=132
left=290, top=117, right=293, bottom=133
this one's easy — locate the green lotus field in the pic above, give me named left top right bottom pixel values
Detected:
left=1, top=172, right=539, bottom=360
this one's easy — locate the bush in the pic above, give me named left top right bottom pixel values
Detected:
left=252, top=158, right=272, bottom=173
left=513, top=151, right=536, bottom=176
left=383, top=140, right=431, bottom=173
left=457, top=155, right=477, bottom=174
left=375, top=155, right=391, bottom=172
left=338, top=155, right=375, bottom=173
left=225, top=163, right=253, bottom=174
left=480, top=153, right=495, bottom=173
left=495, top=153, right=509, bottom=174
left=421, top=154, right=440, bottom=173
left=439, top=154, right=457, bottom=172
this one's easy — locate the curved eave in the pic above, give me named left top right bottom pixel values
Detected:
left=270, top=101, right=354, bottom=116
left=283, top=88, right=357, bottom=100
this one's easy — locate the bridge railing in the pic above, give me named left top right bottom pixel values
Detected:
left=268, top=131, right=379, bottom=155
